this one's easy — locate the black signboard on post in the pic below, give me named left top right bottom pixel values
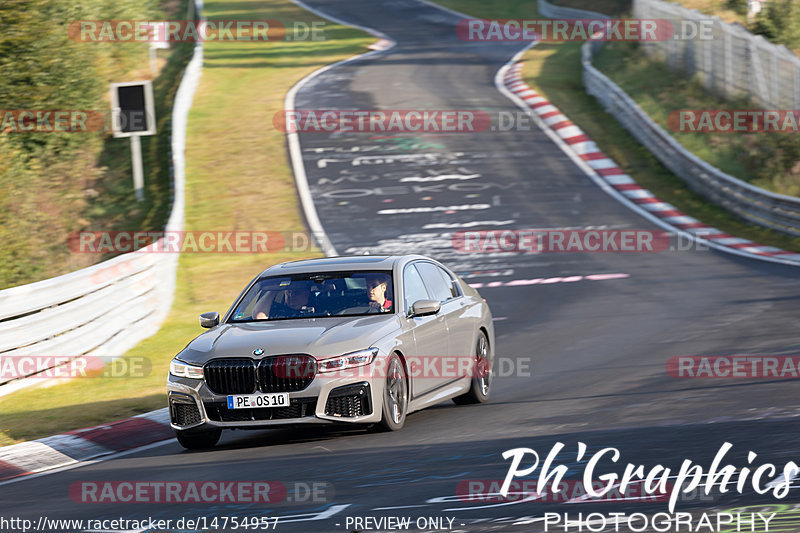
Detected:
left=110, top=81, right=156, bottom=201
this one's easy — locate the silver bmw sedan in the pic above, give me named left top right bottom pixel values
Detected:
left=167, top=254, right=495, bottom=449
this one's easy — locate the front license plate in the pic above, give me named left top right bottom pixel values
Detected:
left=226, top=393, right=290, bottom=409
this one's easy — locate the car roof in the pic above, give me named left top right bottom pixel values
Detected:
left=258, top=255, right=427, bottom=277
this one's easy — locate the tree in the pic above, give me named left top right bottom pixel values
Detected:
left=751, top=0, right=800, bottom=50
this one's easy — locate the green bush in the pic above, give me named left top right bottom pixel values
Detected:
left=0, top=0, right=158, bottom=154
left=0, top=0, right=184, bottom=289
left=751, top=0, right=800, bottom=50
left=724, top=0, right=748, bottom=16
left=597, top=41, right=800, bottom=197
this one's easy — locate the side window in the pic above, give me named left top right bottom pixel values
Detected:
left=440, top=267, right=461, bottom=298
left=416, top=262, right=453, bottom=303
left=403, top=264, right=430, bottom=312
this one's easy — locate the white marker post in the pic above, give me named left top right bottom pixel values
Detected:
left=144, top=22, right=170, bottom=76
left=110, top=81, right=157, bottom=201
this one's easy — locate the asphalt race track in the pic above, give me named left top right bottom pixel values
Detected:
left=2, top=1, right=800, bottom=531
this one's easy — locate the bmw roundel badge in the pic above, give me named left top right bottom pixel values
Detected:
left=253, top=348, right=265, bottom=356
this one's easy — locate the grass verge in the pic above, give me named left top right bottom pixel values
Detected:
left=434, top=0, right=800, bottom=252
left=0, top=0, right=190, bottom=289
left=595, top=42, right=800, bottom=197
left=0, top=0, right=373, bottom=446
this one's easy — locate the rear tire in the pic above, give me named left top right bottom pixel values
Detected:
left=376, top=353, right=408, bottom=431
left=453, top=331, right=491, bottom=405
left=175, top=428, right=222, bottom=449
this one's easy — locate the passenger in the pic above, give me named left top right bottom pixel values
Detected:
left=366, top=275, right=392, bottom=313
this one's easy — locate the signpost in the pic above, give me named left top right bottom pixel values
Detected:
left=110, top=81, right=156, bottom=201
left=143, top=22, right=170, bottom=76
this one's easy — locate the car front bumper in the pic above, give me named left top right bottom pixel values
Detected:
left=166, top=372, right=384, bottom=431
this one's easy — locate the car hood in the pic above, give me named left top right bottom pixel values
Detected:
left=176, top=314, right=401, bottom=364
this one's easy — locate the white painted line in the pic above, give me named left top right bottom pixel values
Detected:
left=570, top=141, right=601, bottom=155
left=36, top=434, right=112, bottom=463
left=523, top=95, right=546, bottom=103
left=554, top=125, right=583, bottom=139
left=603, top=174, right=635, bottom=185
left=423, top=220, right=515, bottom=229
left=400, top=173, right=480, bottom=182
left=512, top=517, right=548, bottom=526
left=379, top=204, right=491, bottom=215
left=742, top=246, right=780, bottom=254
left=372, top=505, right=429, bottom=510
left=710, top=237, right=751, bottom=246
left=586, top=158, right=618, bottom=170
left=469, top=273, right=630, bottom=289
left=0, top=438, right=175, bottom=487
left=620, top=189, right=654, bottom=199
left=533, top=104, right=558, bottom=115
left=0, top=441, right=75, bottom=474
left=586, top=273, right=630, bottom=280
left=663, top=215, right=699, bottom=225
left=686, top=226, right=718, bottom=234
left=413, top=0, right=475, bottom=19
left=368, top=38, right=393, bottom=51
left=640, top=202, right=676, bottom=212
left=768, top=469, right=799, bottom=490
left=543, top=114, right=569, bottom=126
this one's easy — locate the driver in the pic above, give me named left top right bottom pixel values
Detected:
left=254, top=282, right=313, bottom=319
left=366, top=275, right=392, bottom=313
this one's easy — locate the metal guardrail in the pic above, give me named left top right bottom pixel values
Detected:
left=635, top=0, right=800, bottom=110
left=538, top=0, right=607, bottom=19
left=0, top=0, right=205, bottom=387
left=537, top=0, right=800, bottom=236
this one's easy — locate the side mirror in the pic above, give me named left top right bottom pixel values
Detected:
left=410, top=299, right=441, bottom=317
left=199, top=311, right=219, bottom=328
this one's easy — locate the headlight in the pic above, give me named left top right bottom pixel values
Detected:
left=170, top=359, right=205, bottom=379
left=318, top=348, right=379, bottom=373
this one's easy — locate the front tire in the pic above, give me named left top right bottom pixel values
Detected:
left=175, top=428, right=222, bottom=449
left=453, top=331, right=491, bottom=405
left=376, top=353, right=408, bottom=431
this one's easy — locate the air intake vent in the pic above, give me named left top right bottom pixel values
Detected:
left=325, top=382, right=372, bottom=417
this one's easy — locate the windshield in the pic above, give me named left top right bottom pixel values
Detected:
left=228, top=270, right=395, bottom=321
